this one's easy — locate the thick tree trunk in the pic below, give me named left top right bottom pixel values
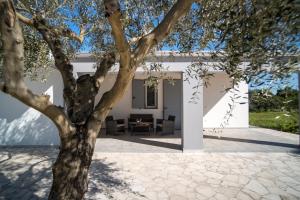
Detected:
left=48, top=127, right=96, bottom=200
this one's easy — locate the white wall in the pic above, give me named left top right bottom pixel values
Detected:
left=0, top=57, right=249, bottom=146
left=0, top=70, right=63, bottom=145
left=97, top=71, right=249, bottom=129
left=203, top=73, right=249, bottom=128
left=77, top=59, right=249, bottom=129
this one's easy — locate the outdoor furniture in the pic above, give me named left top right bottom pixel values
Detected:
left=130, top=122, right=152, bottom=136
left=105, top=116, right=125, bottom=135
left=156, top=115, right=176, bottom=135
left=128, top=114, right=154, bottom=131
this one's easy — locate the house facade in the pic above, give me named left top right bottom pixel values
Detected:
left=0, top=52, right=249, bottom=150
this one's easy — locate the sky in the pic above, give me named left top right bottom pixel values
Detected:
left=249, top=72, right=299, bottom=93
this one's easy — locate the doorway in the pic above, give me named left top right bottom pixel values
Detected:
left=163, top=79, right=182, bottom=130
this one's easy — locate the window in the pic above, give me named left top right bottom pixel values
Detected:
left=145, top=85, right=157, bottom=108
left=132, top=79, right=158, bottom=109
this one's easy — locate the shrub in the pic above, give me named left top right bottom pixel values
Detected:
left=249, top=111, right=299, bottom=133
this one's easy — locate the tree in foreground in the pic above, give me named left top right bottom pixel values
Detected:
left=0, top=0, right=298, bottom=199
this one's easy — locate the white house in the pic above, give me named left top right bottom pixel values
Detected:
left=0, top=52, right=249, bottom=150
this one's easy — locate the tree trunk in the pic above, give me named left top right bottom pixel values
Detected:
left=48, top=127, right=96, bottom=200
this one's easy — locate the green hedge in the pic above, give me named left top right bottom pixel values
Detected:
left=249, top=112, right=299, bottom=133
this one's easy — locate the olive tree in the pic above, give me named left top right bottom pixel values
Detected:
left=0, top=0, right=298, bottom=199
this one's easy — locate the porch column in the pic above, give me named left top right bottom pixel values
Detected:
left=182, top=73, right=203, bottom=152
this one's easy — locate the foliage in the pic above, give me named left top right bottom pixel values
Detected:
left=250, top=111, right=298, bottom=133
left=249, top=84, right=299, bottom=133
left=249, top=86, right=298, bottom=112
left=277, top=86, right=299, bottom=110
left=0, top=25, right=52, bottom=81
left=22, top=25, right=53, bottom=81
left=1, top=0, right=299, bottom=198
left=1, top=0, right=298, bottom=84
left=185, top=0, right=299, bottom=86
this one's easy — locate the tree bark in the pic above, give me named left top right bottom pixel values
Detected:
left=1, top=0, right=197, bottom=199
left=48, top=126, right=96, bottom=200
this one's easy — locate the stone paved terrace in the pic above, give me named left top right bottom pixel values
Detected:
left=0, top=148, right=300, bottom=200
left=0, top=128, right=300, bottom=200
left=95, top=128, right=300, bottom=153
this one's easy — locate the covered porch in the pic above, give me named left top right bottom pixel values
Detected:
left=72, top=53, right=250, bottom=152
left=97, top=70, right=204, bottom=151
left=97, top=70, right=249, bottom=152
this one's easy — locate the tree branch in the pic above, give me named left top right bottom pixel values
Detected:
left=31, top=15, right=77, bottom=117
left=52, top=25, right=86, bottom=43
left=105, top=0, right=130, bottom=68
left=0, top=85, right=74, bottom=137
left=91, top=68, right=134, bottom=123
left=94, top=53, right=116, bottom=89
left=0, top=0, right=74, bottom=137
left=89, top=1, right=133, bottom=127
left=16, top=12, right=33, bottom=26
left=128, top=35, right=144, bottom=45
left=133, top=0, right=194, bottom=64
left=16, top=12, right=85, bottom=43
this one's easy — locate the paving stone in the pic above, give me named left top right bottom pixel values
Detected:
left=244, top=180, right=269, bottom=195
left=196, top=186, right=216, bottom=198
left=242, top=189, right=261, bottom=200
left=1, top=144, right=300, bottom=200
left=220, top=180, right=240, bottom=187
left=257, top=177, right=275, bottom=188
left=262, top=194, right=282, bottom=200
left=223, top=175, right=239, bottom=182
left=217, top=186, right=240, bottom=199
left=196, top=193, right=209, bottom=200
left=238, top=176, right=250, bottom=185
left=235, top=191, right=253, bottom=200
left=286, top=187, right=300, bottom=198
left=157, top=191, right=168, bottom=200
left=214, top=193, right=228, bottom=200
left=207, top=178, right=221, bottom=185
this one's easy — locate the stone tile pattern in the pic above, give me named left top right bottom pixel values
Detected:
left=0, top=148, right=300, bottom=200
left=94, top=128, right=300, bottom=153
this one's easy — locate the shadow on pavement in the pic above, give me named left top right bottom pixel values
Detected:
left=111, top=136, right=182, bottom=150
left=0, top=148, right=142, bottom=200
left=204, top=135, right=300, bottom=150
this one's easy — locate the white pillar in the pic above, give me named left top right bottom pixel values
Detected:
left=182, top=74, right=203, bottom=152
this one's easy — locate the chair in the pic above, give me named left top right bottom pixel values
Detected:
left=105, top=116, right=125, bottom=135
left=156, top=115, right=176, bottom=135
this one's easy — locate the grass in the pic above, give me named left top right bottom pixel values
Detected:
left=249, top=111, right=299, bottom=133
